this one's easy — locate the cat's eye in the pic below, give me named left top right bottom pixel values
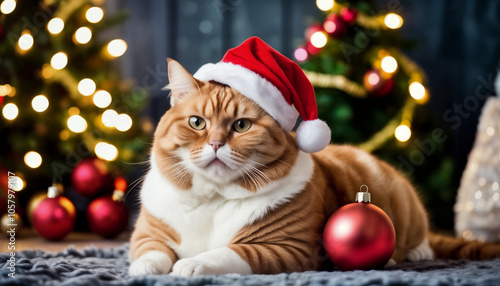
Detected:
left=233, top=119, right=252, bottom=133
left=189, top=116, right=206, bottom=130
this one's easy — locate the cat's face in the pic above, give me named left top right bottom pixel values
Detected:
left=152, top=60, right=295, bottom=191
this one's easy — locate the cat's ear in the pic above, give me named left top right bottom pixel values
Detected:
left=164, top=58, right=198, bottom=106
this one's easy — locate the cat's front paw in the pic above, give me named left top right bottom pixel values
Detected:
left=129, top=251, right=173, bottom=276
left=171, top=257, right=217, bottom=277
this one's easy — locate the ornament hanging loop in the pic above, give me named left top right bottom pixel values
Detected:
left=356, top=185, right=371, bottom=203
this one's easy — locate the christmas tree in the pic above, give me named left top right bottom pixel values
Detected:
left=296, top=0, right=455, bottom=229
left=454, top=76, right=500, bottom=242
left=0, top=0, right=148, bottom=212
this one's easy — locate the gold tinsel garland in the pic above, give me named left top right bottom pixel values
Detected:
left=303, top=71, right=367, bottom=98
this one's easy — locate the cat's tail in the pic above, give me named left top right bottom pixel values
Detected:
left=429, top=232, right=500, bottom=260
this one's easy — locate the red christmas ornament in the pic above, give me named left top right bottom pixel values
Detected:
left=340, top=7, right=358, bottom=24
left=0, top=167, right=8, bottom=195
left=0, top=96, right=4, bottom=107
left=307, top=42, right=322, bottom=55
left=87, top=178, right=128, bottom=238
left=32, top=185, right=76, bottom=241
left=363, top=69, right=394, bottom=97
left=323, top=14, right=348, bottom=38
left=323, top=186, right=396, bottom=271
left=71, top=158, right=113, bottom=198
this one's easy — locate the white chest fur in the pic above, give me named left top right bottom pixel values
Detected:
left=140, top=151, right=314, bottom=259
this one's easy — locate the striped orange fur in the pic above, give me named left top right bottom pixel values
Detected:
left=129, top=60, right=500, bottom=277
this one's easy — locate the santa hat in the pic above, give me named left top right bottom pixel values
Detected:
left=193, top=37, right=331, bottom=153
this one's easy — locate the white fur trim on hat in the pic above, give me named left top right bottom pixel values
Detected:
left=296, top=119, right=331, bottom=153
left=193, top=62, right=299, bottom=131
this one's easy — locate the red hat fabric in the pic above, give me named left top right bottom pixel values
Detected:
left=193, top=37, right=331, bottom=153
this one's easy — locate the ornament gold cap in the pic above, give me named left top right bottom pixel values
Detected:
left=356, top=185, right=371, bottom=203
left=112, top=190, right=125, bottom=202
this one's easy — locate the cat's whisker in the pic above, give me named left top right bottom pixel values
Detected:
left=128, top=176, right=145, bottom=193
left=240, top=167, right=260, bottom=190
left=124, top=176, right=145, bottom=204
left=237, top=170, right=250, bottom=189
left=240, top=163, right=271, bottom=189
left=120, top=160, right=151, bottom=166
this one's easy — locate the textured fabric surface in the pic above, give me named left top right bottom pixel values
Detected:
left=1, top=244, right=500, bottom=286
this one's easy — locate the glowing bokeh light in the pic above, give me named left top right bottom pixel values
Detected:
left=310, top=31, right=327, bottom=48
left=18, top=33, right=34, bottom=51
left=67, top=115, right=88, bottom=133
left=50, top=52, right=68, bottom=70
left=316, top=0, right=334, bottom=11
left=294, top=47, right=308, bottom=62
left=32, top=95, right=49, bottom=112
left=0, top=0, right=16, bottom=14
left=409, top=82, right=426, bottom=100
left=86, top=7, right=104, bottom=23
left=93, top=90, right=112, bottom=108
left=395, top=124, right=411, bottom=142
left=95, top=142, right=118, bottom=161
left=107, top=39, right=127, bottom=57
left=115, top=113, right=133, bottom=132
left=384, top=13, right=403, bottom=29
left=47, top=18, right=64, bottom=34
left=78, top=78, right=96, bottom=96
left=74, top=27, right=92, bottom=44
left=2, top=103, right=18, bottom=120
left=102, top=109, right=118, bottom=127
left=381, top=56, right=398, bottom=73
left=24, top=151, right=42, bottom=168
left=367, top=72, right=380, bottom=85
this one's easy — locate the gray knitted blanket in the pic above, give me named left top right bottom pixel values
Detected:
left=1, top=244, right=500, bottom=285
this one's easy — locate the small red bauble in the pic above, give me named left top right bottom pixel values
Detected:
left=0, top=167, right=8, bottom=195
left=87, top=195, right=128, bottom=238
left=363, top=69, right=394, bottom=97
left=32, top=186, right=76, bottom=241
left=307, top=42, right=322, bottom=55
left=323, top=189, right=396, bottom=271
left=323, top=14, right=348, bottom=38
left=340, top=7, right=358, bottom=24
left=71, top=158, right=113, bottom=198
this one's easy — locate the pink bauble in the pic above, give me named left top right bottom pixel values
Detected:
left=87, top=196, right=128, bottom=238
left=323, top=202, right=396, bottom=271
left=323, top=14, right=348, bottom=38
left=71, top=158, right=113, bottom=198
left=340, top=7, right=358, bottom=24
left=32, top=196, right=76, bottom=241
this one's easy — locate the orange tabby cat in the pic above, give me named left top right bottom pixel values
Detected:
left=129, top=58, right=500, bottom=277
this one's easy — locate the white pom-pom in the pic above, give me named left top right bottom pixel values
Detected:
left=296, top=119, right=331, bottom=153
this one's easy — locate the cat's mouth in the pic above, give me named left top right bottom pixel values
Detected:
left=209, top=158, right=226, bottom=166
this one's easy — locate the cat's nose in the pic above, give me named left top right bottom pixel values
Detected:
left=209, top=140, right=224, bottom=152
